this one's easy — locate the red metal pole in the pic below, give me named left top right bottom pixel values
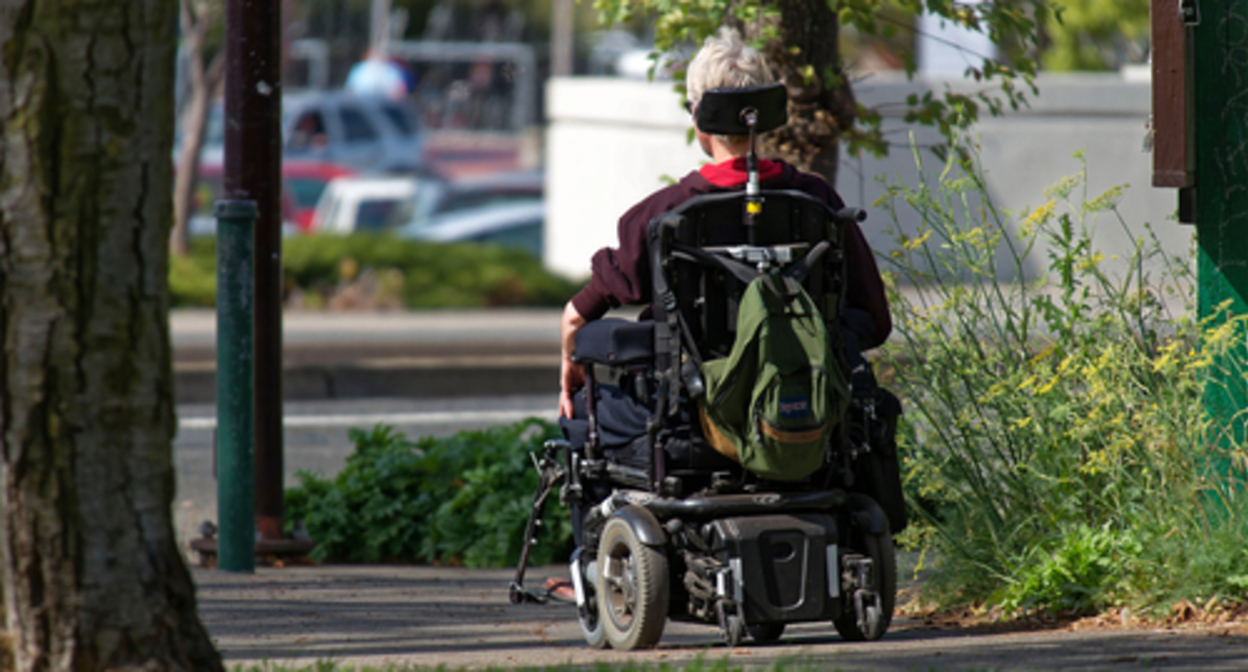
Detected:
left=224, top=0, right=285, bottom=541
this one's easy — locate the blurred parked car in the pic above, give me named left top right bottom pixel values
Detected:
left=189, top=161, right=298, bottom=238
left=311, top=175, right=441, bottom=234
left=283, top=160, right=357, bottom=231
left=188, top=160, right=355, bottom=235
left=283, top=90, right=425, bottom=173
left=190, top=90, right=425, bottom=173
left=390, top=169, right=543, bottom=230
left=397, top=200, right=545, bottom=257
left=432, top=169, right=543, bottom=215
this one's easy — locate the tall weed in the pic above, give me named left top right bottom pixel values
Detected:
left=877, top=143, right=1248, bottom=616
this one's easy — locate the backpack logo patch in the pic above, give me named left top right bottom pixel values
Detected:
left=779, top=395, right=811, bottom=419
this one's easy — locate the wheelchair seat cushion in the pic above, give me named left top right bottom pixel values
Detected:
left=572, top=319, right=655, bottom=366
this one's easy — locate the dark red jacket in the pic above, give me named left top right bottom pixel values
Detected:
left=570, top=159, right=892, bottom=349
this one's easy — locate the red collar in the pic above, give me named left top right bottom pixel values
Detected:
left=699, top=157, right=783, bottom=188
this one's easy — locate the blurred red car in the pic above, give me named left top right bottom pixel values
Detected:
left=282, top=160, right=357, bottom=231
left=191, top=160, right=356, bottom=234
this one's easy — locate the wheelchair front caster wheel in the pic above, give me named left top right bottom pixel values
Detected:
left=597, top=516, right=669, bottom=650
left=747, top=622, right=785, bottom=643
left=722, top=614, right=745, bottom=647
left=832, top=524, right=896, bottom=642
left=573, top=551, right=608, bottom=648
left=578, top=600, right=607, bottom=649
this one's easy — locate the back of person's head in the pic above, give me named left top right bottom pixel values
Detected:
left=685, top=27, right=775, bottom=110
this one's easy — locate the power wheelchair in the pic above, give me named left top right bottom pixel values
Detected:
left=511, top=83, right=905, bottom=650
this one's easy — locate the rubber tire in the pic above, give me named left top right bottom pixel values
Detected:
left=723, top=614, right=745, bottom=647
left=597, top=516, right=670, bottom=650
left=578, top=600, right=608, bottom=649
left=833, top=526, right=896, bottom=642
left=747, top=622, right=786, bottom=643
left=578, top=555, right=608, bottom=649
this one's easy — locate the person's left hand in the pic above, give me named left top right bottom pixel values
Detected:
left=559, top=301, right=588, bottom=418
left=559, top=356, right=583, bottom=419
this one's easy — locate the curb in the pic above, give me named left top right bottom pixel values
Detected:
left=174, top=355, right=560, bottom=404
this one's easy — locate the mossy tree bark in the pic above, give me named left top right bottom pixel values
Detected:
left=0, top=1, right=224, bottom=670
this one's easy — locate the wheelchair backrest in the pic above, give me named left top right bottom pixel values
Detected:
left=648, top=189, right=847, bottom=361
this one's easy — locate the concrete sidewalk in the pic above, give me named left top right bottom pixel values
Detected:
left=172, top=309, right=563, bottom=403
left=194, top=564, right=1248, bottom=670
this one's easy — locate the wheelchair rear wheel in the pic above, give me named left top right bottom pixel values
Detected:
left=832, top=524, right=896, bottom=641
left=597, top=516, right=669, bottom=650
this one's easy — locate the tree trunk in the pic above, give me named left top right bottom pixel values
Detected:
left=0, top=2, right=224, bottom=670
left=741, top=0, right=855, bottom=186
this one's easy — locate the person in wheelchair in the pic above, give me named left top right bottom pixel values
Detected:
left=559, top=27, right=890, bottom=450
left=518, top=27, right=908, bottom=650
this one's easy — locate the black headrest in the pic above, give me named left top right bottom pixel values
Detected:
left=694, top=83, right=787, bottom=135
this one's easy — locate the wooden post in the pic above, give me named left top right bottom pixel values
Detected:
left=1150, top=0, right=1193, bottom=189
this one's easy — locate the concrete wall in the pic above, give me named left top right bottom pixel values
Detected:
left=544, top=73, right=1194, bottom=284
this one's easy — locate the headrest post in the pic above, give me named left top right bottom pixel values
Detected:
left=742, top=107, right=762, bottom=244
left=693, top=84, right=787, bottom=245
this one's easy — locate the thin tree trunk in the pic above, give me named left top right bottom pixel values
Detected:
left=171, top=57, right=225, bottom=257
left=0, top=2, right=224, bottom=670
left=172, top=1, right=226, bottom=257
left=741, top=0, right=855, bottom=186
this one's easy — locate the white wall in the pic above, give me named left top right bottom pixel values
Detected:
left=544, top=73, right=1194, bottom=284
left=544, top=78, right=706, bottom=279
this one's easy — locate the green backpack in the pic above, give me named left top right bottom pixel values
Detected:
left=698, top=274, right=850, bottom=481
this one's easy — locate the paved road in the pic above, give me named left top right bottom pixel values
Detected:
left=170, top=308, right=565, bottom=349
left=195, top=564, right=1248, bottom=670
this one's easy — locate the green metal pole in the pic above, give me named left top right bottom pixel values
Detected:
left=1194, top=1, right=1248, bottom=487
left=215, top=199, right=257, bottom=573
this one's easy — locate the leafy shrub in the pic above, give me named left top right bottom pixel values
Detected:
left=284, top=234, right=578, bottom=308
left=285, top=420, right=573, bottom=567
left=169, top=238, right=218, bottom=307
left=996, top=524, right=1139, bottom=616
left=878, top=144, right=1248, bottom=616
left=170, top=234, right=580, bottom=309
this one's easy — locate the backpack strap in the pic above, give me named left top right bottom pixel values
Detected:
left=674, top=239, right=831, bottom=287
left=671, top=243, right=761, bottom=286
left=782, top=240, right=831, bottom=285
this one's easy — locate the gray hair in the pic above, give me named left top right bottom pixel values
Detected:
left=685, top=27, right=775, bottom=110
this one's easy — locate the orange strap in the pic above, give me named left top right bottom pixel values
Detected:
left=759, top=421, right=826, bottom=444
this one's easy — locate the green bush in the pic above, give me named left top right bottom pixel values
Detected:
left=284, top=420, right=573, bottom=567
left=169, top=238, right=218, bottom=307
left=169, top=234, right=580, bottom=309
left=878, top=144, right=1248, bottom=617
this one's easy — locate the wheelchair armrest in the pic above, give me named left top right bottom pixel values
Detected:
left=572, top=319, right=655, bottom=366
